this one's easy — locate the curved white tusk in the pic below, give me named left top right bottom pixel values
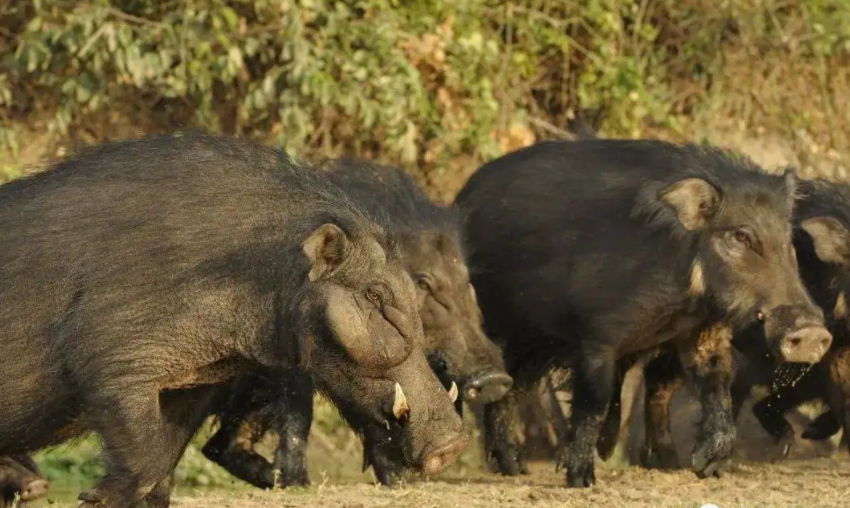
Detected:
left=448, top=381, right=459, bottom=403
left=393, top=382, right=410, bottom=419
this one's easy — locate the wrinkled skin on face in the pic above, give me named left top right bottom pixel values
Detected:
left=406, top=230, right=512, bottom=405
left=660, top=171, right=831, bottom=364
left=352, top=229, right=512, bottom=486
left=296, top=223, right=469, bottom=474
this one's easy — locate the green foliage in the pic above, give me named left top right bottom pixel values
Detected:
left=173, top=433, right=251, bottom=490
left=34, top=437, right=103, bottom=496
left=2, top=0, right=847, bottom=174
left=33, top=423, right=255, bottom=499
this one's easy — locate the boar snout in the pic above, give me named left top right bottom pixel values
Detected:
left=780, top=326, right=832, bottom=364
left=463, top=371, right=513, bottom=404
left=390, top=359, right=470, bottom=475
left=420, top=432, right=470, bottom=475
left=764, top=305, right=832, bottom=363
left=20, top=477, right=49, bottom=501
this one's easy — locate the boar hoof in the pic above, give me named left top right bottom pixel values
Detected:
left=78, top=487, right=109, bottom=506
left=489, top=447, right=527, bottom=476
left=362, top=446, right=406, bottom=487
left=781, top=440, right=793, bottom=459
left=801, top=410, right=840, bottom=442
left=565, top=461, right=595, bottom=488
left=764, top=421, right=793, bottom=445
left=373, top=467, right=404, bottom=488
left=595, top=435, right=617, bottom=462
left=281, top=468, right=310, bottom=488
left=691, top=434, right=733, bottom=479
left=554, top=448, right=568, bottom=473
left=640, top=444, right=680, bottom=470
left=760, top=419, right=794, bottom=459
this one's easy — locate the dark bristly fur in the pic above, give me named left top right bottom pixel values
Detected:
left=640, top=177, right=850, bottom=467
left=0, top=132, right=467, bottom=508
left=454, top=138, right=829, bottom=488
left=202, top=158, right=509, bottom=488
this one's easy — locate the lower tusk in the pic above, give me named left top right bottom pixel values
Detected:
left=448, top=381, right=459, bottom=403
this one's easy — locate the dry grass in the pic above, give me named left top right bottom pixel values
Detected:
left=28, top=459, right=850, bottom=508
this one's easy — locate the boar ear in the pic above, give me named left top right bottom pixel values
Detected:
left=782, top=168, right=800, bottom=210
left=660, top=178, right=719, bottom=230
left=801, top=216, right=850, bottom=265
left=302, top=224, right=349, bottom=282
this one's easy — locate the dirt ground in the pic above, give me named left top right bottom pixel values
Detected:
left=35, top=459, right=850, bottom=508
left=29, top=377, right=850, bottom=508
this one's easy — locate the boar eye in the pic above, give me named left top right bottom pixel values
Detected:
left=366, top=289, right=382, bottom=305
left=366, top=284, right=393, bottom=307
left=415, top=274, right=431, bottom=291
left=733, top=229, right=751, bottom=248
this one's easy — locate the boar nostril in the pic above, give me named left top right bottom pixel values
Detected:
left=421, top=434, right=470, bottom=475
left=780, top=326, right=833, bottom=363
left=20, top=479, right=49, bottom=501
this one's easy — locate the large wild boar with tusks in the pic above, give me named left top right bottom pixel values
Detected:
left=200, top=159, right=510, bottom=488
left=0, top=132, right=468, bottom=508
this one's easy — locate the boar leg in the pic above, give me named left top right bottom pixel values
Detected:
left=270, top=375, right=313, bottom=487
left=361, top=423, right=407, bottom=487
left=595, top=358, right=631, bottom=461
left=640, top=348, right=684, bottom=470
left=729, top=371, right=753, bottom=423
left=202, top=410, right=276, bottom=489
left=826, top=345, right=850, bottom=454
left=202, top=380, right=275, bottom=489
left=79, top=385, right=217, bottom=508
left=801, top=409, right=841, bottom=441
left=752, top=365, right=822, bottom=456
left=204, top=374, right=313, bottom=489
left=751, top=390, right=798, bottom=452
left=483, top=388, right=528, bottom=476
left=564, top=347, right=617, bottom=488
left=677, top=323, right=735, bottom=479
left=139, top=472, right=174, bottom=508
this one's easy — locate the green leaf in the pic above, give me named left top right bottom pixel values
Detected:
left=221, top=7, right=239, bottom=30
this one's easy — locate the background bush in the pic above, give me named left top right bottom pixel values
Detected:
left=2, top=0, right=849, bottom=199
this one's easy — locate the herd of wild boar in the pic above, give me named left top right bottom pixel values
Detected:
left=0, top=127, right=849, bottom=507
